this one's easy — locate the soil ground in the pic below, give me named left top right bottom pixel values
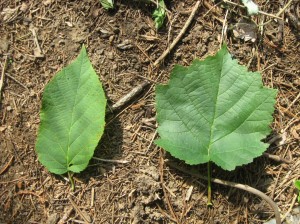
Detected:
left=0, top=0, right=299, bottom=223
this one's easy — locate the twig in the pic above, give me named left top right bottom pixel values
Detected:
left=58, top=207, right=73, bottom=224
left=167, top=161, right=281, bottom=224
left=0, top=156, right=14, bottom=175
left=91, top=187, right=95, bottom=207
left=281, top=193, right=298, bottom=223
left=153, top=1, right=201, bottom=67
left=285, top=0, right=300, bottom=34
left=263, top=152, right=292, bottom=164
left=203, top=1, right=224, bottom=23
left=222, top=0, right=283, bottom=20
left=156, top=203, right=178, bottom=223
left=29, top=24, right=44, bottom=58
left=260, top=0, right=294, bottom=26
left=6, top=73, right=29, bottom=90
left=15, top=190, right=45, bottom=203
left=110, top=81, right=149, bottom=112
left=92, top=157, right=130, bottom=164
left=276, top=0, right=294, bottom=18
left=68, top=196, right=92, bottom=223
left=220, top=9, right=229, bottom=47
left=159, top=153, right=179, bottom=223
left=146, top=130, right=157, bottom=154
left=0, top=55, right=8, bottom=101
left=285, top=92, right=300, bottom=112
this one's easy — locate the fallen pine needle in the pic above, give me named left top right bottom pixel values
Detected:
left=0, top=55, right=8, bottom=101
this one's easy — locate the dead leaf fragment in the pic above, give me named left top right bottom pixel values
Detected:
left=233, top=18, right=257, bottom=42
left=65, top=21, right=73, bottom=27
left=1, top=6, right=19, bottom=22
left=43, top=0, right=53, bottom=6
left=117, top=39, right=133, bottom=50
left=0, top=35, right=9, bottom=53
left=185, top=186, right=194, bottom=201
left=46, top=213, right=59, bottom=224
left=20, top=3, right=28, bottom=12
left=69, top=28, right=88, bottom=43
left=291, top=124, right=300, bottom=139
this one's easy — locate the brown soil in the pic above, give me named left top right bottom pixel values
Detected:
left=0, top=0, right=299, bottom=223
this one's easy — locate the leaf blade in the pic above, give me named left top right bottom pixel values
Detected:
left=36, top=46, right=106, bottom=174
left=152, top=0, right=166, bottom=29
left=155, top=45, right=277, bottom=170
left=100, top=0, right=114, bottom=10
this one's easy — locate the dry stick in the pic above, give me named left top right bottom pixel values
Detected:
left=160, top=155, right=179, bottom=223
left=91, top=187, right=95, bottom=207
left=285, top=92, right=300, bottom=112
left=0, top=56, right=8, bottom=101
left=271, top=166, right=283, bottom=199
left=261, top=0, right=293, bottom=26
left=203, top=0, right=224, bottom=22
left=220, top=9, right=229, bottom=47
left=0, top=156, right=14, bottom=175
left=92, top=157, right=129, bottom=164
left=68, top=196, right=92, bottom=223
left=58, top=207, right=73, bottom=224
left=275, top=0, right=294, bottom=17
left=29, top=25, right=44, bottom=58
left=263, top=152, right=292, bottom=164
left=110, top=81, right=149, bottom=112
left=6, top=73, right=29, bottom=90
left=222, top=0, right=283, bottom=20
left=146, top=130, right=157, bottom=154
left=153, top=0, right=201, bottom=67
left=167, top=161, right=281, bottom=224
left=15, top=190, right=45, bottom=203
left=281, top=194, right=298, bottom=223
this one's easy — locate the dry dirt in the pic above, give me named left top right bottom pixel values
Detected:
left=0, top=0, right=299, bottom=223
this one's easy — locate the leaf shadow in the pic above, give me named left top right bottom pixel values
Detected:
left=75, top=112, right=124, bottom=181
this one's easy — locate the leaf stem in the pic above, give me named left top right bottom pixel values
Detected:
left=68, top=172, right=75, bottom=191
left=207, top=161, right=213, bottom=207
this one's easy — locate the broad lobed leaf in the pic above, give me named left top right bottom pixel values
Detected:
left=155, top=45, right=277, bottom=170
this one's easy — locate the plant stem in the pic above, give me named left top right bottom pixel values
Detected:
left=168, top=161, right=281, bottom=224
left=68, top=172, right=75, bottom=191
left=207, top=161, right=213, bottom=207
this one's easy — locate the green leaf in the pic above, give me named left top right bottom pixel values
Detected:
left=36, top=46, right=106, bottom=175
left=155, top=45, right=277, bottom=171
left=152, top=0, right=166, bottom=29
left=295, top=180, right=300, bottom=203
left=100, top=0, right=114, bottom=10
left=295, top=180, right=300, bottom=190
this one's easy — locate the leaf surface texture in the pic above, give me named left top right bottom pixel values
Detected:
left=155, top=46, right=276, bottom=170
left=36, top=46, right=106, bottom=174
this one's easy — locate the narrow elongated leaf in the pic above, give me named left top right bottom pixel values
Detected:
left=155, top=45, right=277, bottom=171
left=36, top=46, right=106, bottom=174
